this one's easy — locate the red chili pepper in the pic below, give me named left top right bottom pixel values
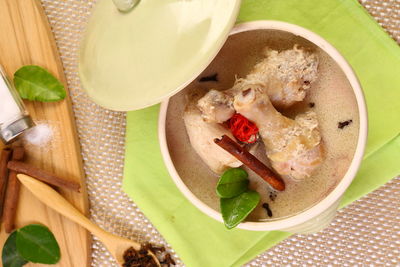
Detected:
left=228, top=113, right=259, bottom=144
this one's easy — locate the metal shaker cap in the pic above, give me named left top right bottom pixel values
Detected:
left=0, top=116, right=34, bottom=144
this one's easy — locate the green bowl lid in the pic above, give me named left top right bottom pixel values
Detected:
left=79, top=0, right=241, bottom=111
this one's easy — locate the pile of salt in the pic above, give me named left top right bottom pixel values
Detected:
left=23, top=124, right=53, bottom=147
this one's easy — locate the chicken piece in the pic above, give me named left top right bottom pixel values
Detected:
left=197, top=45, right=318, bottom=122
left=184, top=100, right=242, bottom=174
left=238, top=45, right=318, bottom=108
left=197, top=89, right=235, bottom=123
left=233, top=82, right=324, bottom=180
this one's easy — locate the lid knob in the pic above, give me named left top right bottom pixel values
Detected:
left=112, top=0, right=140, bottom=12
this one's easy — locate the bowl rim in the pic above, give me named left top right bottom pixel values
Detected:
left=158, top=20, right=368, bottom=231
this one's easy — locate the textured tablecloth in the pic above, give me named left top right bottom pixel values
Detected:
left=40, top=0, right=400, bottom=266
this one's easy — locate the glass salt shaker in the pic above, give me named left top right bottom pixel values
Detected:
left=0, top=64, right=34, bottom=144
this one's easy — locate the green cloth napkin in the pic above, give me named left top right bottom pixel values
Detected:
left=123, top=0, right=400, bottom=266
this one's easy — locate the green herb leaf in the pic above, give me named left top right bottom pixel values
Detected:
left=2, top=232, right=28, bottom=267
left=220, top=190, right=260, bottom=229
left=14, top=65, right=66, bottom=102
left=16, top=224, right=60, bottom=264
left=216, top=168, right=249, bottom=198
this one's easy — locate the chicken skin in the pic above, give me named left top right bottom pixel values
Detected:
left=184, top=99, right=242, bottom=174
left=233, top=82, right=324, bottom=180
left=238, top=45, right=319, bottom=108
left=197, top=89, right=235, bottom=123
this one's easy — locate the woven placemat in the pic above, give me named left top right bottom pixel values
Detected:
left=40, top=1, right=400, bottom=266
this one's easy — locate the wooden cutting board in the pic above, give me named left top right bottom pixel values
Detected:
left=0, top=0, right=90, bottom=266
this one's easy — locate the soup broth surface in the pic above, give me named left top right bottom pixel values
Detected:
left=166, top=30, right=360, bottom=221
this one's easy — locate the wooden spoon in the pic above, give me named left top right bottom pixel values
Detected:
left=17, top=174, right=161, bottom=266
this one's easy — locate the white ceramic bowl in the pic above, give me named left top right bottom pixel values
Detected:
left=158, top=21, right=368, bottom=233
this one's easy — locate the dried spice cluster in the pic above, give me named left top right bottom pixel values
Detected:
left=123, top=243, right=176, bottom=267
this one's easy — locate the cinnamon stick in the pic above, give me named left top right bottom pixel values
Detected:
left=214, top=135, right=285, bottom=191
left=3, top=147, right=25, bottom=233
left=7, top=161, right=81, bottom=192
left=0, top=148, right=12, bottom=217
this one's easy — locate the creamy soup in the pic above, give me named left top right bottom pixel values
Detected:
left=166, top=30, right=359, bottom=221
